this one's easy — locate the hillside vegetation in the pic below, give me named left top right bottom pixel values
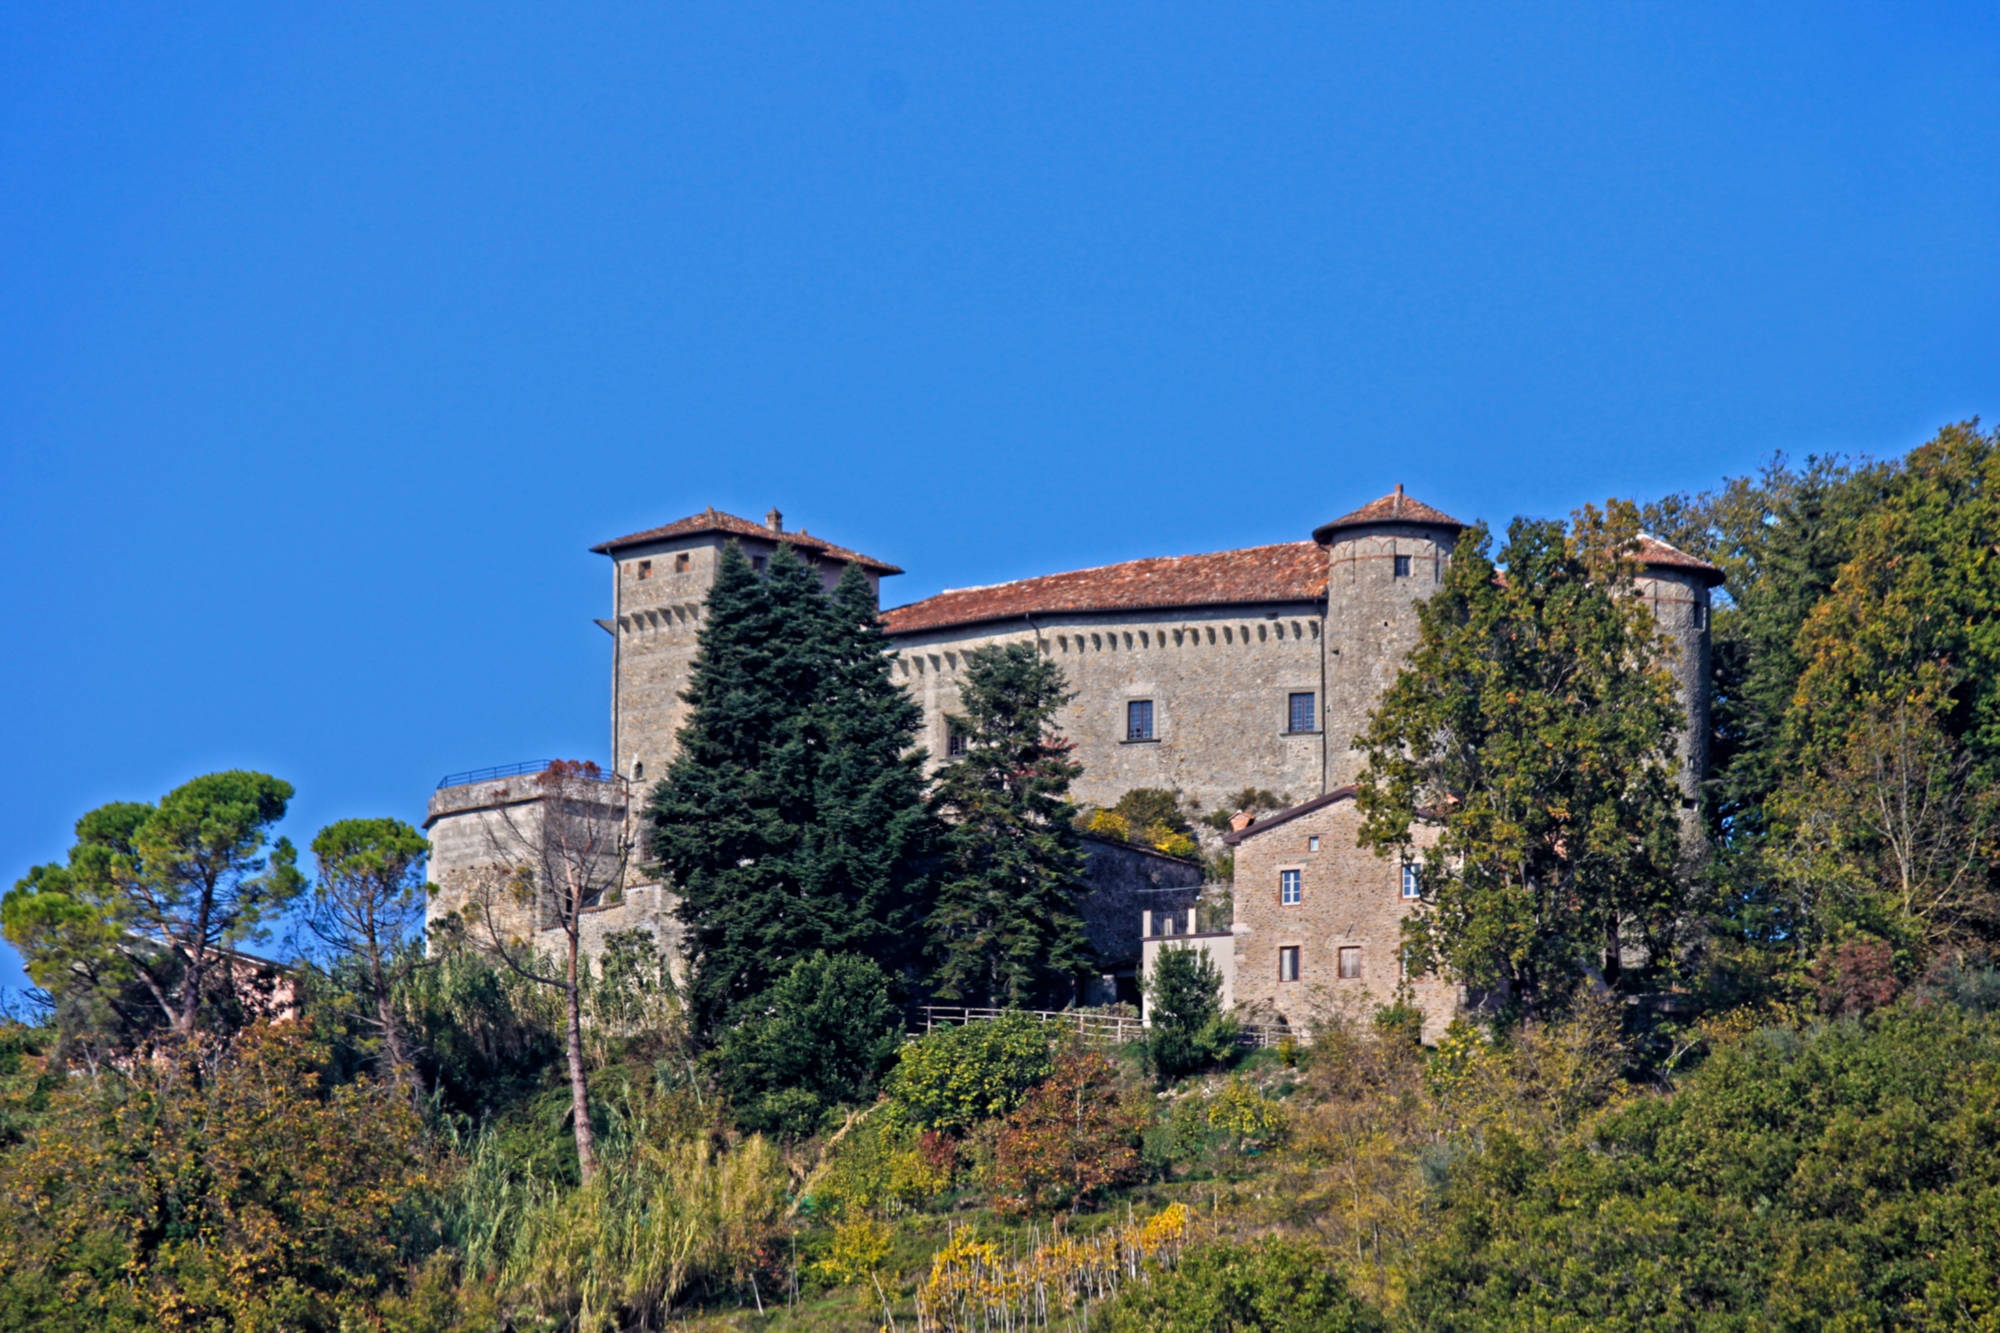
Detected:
left=1, top=421, right=1995, bottom=1331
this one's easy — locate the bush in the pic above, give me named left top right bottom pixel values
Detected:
left=1404, top=1004, right=2000, bottom=1330
left=0, top=1024, right=435, bottom=1332
left=814, top=1114, right=953, bottom=1218
left=1101, top=1236, right=1383, bottom=1332
left=717, top=952, right=902, bottom=1138
left=1145, top=945, right=1238, bottom=1081
left=885, top=1013, right=1054, bottom=1134
left=991, top=1043, right=1146, bottom=1211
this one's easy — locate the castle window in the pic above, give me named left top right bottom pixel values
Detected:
left=1308, top=836, right=1320, bottom=852
left=636, top=560, right=652, bottom=580
left=1127, top=700, right=1154, bottom=741
left=1339, top=946, right=1363, bottom=980
left=1288, top=692, right=1316, bottom=734
left=1393, top=555, right=1412, bottom=578
left=1280, top=869, right=1301, bottom=906
left=1279, top=947, right=1301, bottom=983
left=946, top=722, right=968, bottom=758
left=675, top=553, right=690, bottom=573
left=751, top=555, right=768, bottom=574
left=1693, top=600, right=1707, bottom=630
left=632, top=760, right=644, bottom=780
left=1402, top=864, right=1421, bottom=899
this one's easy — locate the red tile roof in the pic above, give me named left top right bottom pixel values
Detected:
left=1635, top=534, right=1725, bottom=586
left=590, top=508, right=901, bottom=574
left=1312, top=485, right=1466, bottom=543
left=881, top=541, right=1328, bottom=636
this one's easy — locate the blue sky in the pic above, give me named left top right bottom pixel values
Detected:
left=3, top=3, right=1997, bottom=991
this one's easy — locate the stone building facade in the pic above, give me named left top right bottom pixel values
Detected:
left=1220, top=788, right=1454, bottom=1041
left=423, top=488, right=1720, bottom=1017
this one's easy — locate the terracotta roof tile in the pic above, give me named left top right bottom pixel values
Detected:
left=1635, top=534, right=1725, bottom=586
left=881, top=541, right=1327, bottom=636
left=590, top=508, right=901, bottom=574
left=1312, top=486, right=1466, bottom=543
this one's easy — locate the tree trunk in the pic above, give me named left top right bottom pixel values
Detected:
left=565, top=929, right=598, bottom=1183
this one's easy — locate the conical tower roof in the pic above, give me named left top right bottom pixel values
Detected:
left=1312, top=484, right=1465, bottom=544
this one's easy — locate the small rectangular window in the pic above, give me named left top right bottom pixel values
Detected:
left=1308, top=836, right=1320, bottom=852
left=1693, top=600, right=1706, bottom=630
left=946, top=723, right=968, bottom=758
left=751, top=555, right=768, bottom=574
left=675, top=552, right=691, bottom=573
left=1339, top=946, right=1362, bottom=979
left=1279, top=946, right=1301, bottom=982
left=1280, top=869, right=1301, bottom=905
left=1393, top=554, right=1412, bottom=578
left=1288, top=692, right=1316, bottom=733
left=1127, top=699, right=1154, bottom=741
left=1401, top=864, right=1421, bottom=899
left=636, top=560, right=652, bottom=580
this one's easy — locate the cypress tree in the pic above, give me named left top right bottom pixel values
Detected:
left=647, top=542, right=932, bottom=1035
left=927, top=643, right=1092, bottom=1008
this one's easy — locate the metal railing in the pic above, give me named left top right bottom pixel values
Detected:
left=918, top=1005, right=1294, bottom=1050
left=435, top=760, right=623, bottom=791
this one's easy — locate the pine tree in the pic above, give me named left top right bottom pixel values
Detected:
left=927, top=643, right=1092, bottom=1008
left=647, top=542, right=932, bottom=1035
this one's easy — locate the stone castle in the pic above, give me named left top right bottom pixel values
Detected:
left=427, top=489, right=1719, bottom=1031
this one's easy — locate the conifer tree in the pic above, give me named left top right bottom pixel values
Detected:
left=647, top=542, right=932, bottom=1035
left=927, top=643, right=1091, bottom=1008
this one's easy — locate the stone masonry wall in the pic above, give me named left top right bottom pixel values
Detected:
left=1633, top=567, right=1713, bottom=800
left=887, top=601, right=1328, bottom=815
left=1226, top=792, right=1456, bottom=1042
left=1320, top=522, right=1458, bottom=787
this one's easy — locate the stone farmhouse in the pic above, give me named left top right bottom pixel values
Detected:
left=426, top=489, right=1719, bottom=1030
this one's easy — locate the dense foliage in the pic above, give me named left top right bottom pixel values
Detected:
left=1356, top=506, right=1689, bottom=1015
left=1, top=423, right=1996, bottom=1329
left=927, top=643, right=1093, bottom=1007
left=715, top=950, right=902, bottom=1137
left=647, top=542, right=935, bottom=1035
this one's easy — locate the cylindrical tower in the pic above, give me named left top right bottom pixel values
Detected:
left=1632, top=536, right=1723, bottom=805
left=1313, top=485, right=1467, bottom=788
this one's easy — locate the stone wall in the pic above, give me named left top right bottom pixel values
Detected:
left=1320, top=522, right=1459, bottom=787
left=607, top=532, right=881, bottom=784
left=1077, top=833, right=1204, bottom=1002
left=887, top=601, right=1328, bottom=815
left=425, top=771, right=635, bottom=948
left=1224, top=790, right=1457, bottom=1042
left=1633, top=567, right=1713, bottom=801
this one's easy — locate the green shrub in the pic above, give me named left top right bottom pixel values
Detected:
left=717, top=952, right=901, bottom=1138
left=1404, top=1004, right=2000, bottom=1330
left=1101, top=1236, right=1382, bottom=1332
left=1145, top=945, right=1238, bottom=1081
left=886, top=1012, right=1054, bottom=1133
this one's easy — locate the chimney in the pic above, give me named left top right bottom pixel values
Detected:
left=1229, top=811, right=1256, bottom=833
left=765, top=508, right=783, bottom=533
left=1393, top=482, right=1404, bottom=515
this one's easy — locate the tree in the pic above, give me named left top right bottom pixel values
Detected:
left=927, top=643, right=1093, bottom=1008
left=306, top=817, right=431, bottom=1097
left=0, top=1023, right=434, bottom=1332
left=469, top=759, right=629, bottom=1182
left=1144, top=945, right=1237, bottom=1081
left=649, top=543, right=933, bottom=1036
left=3, top=773, right=302, bottom=1046
left=716, top=951, right=902, bottom=1137
left=1355, top=510, right=1688, bottom=1017
left=885, top=1011, right=1054, bottom=1133
left=991, top=1042, right=1146, bottom=1212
